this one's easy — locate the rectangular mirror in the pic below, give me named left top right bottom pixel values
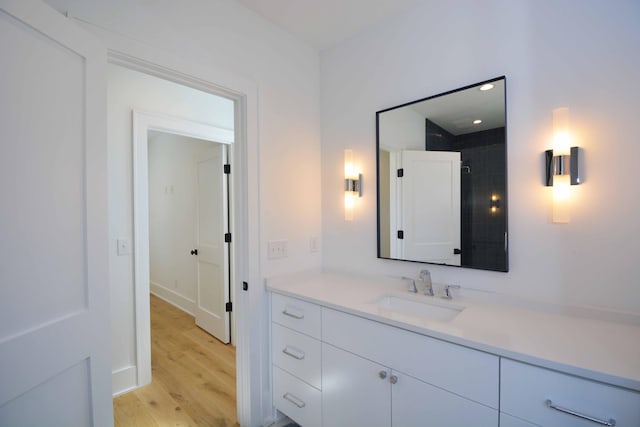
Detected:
left=376, top=77, right=508, bottom=272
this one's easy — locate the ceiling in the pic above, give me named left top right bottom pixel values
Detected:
left=236, top=0, right=417, bottom=51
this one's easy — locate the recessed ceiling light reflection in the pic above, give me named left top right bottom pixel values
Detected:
left=473, top=119, right=482, bottom=124
left=479, top=84, right=494, bottom=91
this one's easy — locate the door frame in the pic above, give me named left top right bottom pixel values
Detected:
left=133, top=110, right=234, bottom=387
left=107, top=49, right=260, bottom=425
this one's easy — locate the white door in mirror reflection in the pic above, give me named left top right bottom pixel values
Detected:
left=391, top=150, right=461, bottom=265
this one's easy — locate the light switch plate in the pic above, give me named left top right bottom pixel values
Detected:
left=267, top=240, right=288, bottom=259
left=117, top=238, right=131, bottom=256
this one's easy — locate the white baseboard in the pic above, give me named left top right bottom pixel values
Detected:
left=112, top=365, right=138, bottom=397
left=150, top=281, right=196, bottom=315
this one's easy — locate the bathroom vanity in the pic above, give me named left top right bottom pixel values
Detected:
left=267, top=272, right=640, bottom=427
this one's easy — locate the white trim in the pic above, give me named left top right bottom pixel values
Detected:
left=150, top=282, right=196, bottom=317
left=140, top=110, right=234, bottom=144
left=133, top=110, right=235, bottom=388
left=111, top=366, right=138, bottom=398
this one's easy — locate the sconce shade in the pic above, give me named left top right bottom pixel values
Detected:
left=552, top=174, right=570, bottom=223
left=344, top=149, right=362, bottom=221
left=490, top=194, right=500, bottom=213
left=545, top=108, right=582, bottom=224
left=344, top=191, right=355, bottom=221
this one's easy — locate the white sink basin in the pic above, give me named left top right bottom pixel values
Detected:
left=376, top=295, right=463, bottom=322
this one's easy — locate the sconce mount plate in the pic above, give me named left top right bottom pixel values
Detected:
left=545, top=146, right=582, bottom=186
left=345, top=173, right=363, bottom=197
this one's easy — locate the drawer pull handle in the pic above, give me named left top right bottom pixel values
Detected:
left=545, top=399, right=616, bottom=426
left=283, top=392, right=306, bottom=408
left=282, top=308, right=304, bottom=319
left=282, top=346, right=305, bottom=360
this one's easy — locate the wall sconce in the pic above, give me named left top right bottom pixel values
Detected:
left=490, top=194, right=500, bottom=213
left=545, top=108, right=582, bottom=223
left=344, top=149, right=362, bottom=221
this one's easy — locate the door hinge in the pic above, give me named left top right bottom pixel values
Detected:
left=224, top=164, right=231, bottom=174
left=225, top=302, right=232, bottom=312
left=397, top=168, right=404, bottom=178
left=242, top=281, right=248, bottom=291
left=224, top=233, right=232, bottom=243
left=397, top=230, right=404, bottom=239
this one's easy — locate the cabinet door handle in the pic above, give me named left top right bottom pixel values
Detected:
left=389, top=375, right=398, bottom=384
left=378, top=370, right=387, bottom=379
left=283, top=392, right=306, bottom=408
left=282, top=308, right=304, bottom=319
left=545, top=399, right=616, bottom=426
left=282, top=346, right=305, bottom=360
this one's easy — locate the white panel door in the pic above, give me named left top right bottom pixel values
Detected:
left=194, top=143, right=230, bottom=343
left=399, top=150, right=461, bottom=264
left=0, top=1, right=111, bottom=426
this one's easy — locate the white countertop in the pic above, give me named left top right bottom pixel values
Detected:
left=266, top=271, right=640, bottom=392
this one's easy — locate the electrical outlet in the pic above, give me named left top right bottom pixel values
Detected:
left=267, top=240, right=288, bottom=259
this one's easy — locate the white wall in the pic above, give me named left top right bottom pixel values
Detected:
left=148, top=131, right=218, bottom=314
left=43, top=0, right=323, bottom=272
left=320, top=0, right=640, bottom=313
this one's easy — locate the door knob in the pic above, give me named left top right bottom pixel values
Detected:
left=190, top=249, right=198, bottom=255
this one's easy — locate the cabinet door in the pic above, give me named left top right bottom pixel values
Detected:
left=322, top=344, right=391, bottom=427
left=500, top=413, right=539, bottom=427
left=392, top=371, right=498, bottom=427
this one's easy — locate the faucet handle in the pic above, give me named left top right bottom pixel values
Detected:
left=401, top=276, right=418, bottom=293
left=442, top=284, right=461, bottom=300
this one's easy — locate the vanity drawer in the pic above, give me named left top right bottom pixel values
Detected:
left=501, top=359, right=640, bottom=427
left=273, top=366, right=321, bottom=427
left=322, top=307, right=499, bottom=409
left=272, top=323, right=321, bottom=389
left=272, top=293, right=321, bottom=339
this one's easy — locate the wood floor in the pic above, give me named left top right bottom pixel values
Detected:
left=113, top=295, right=239, bottom=427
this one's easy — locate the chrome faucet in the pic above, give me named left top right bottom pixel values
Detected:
left=419, top=269, right=434, bottom=296
left=402, top=276, right=418, bottom=293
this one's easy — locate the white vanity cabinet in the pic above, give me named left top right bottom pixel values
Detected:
left=269, top=289, right=640, bottom=427
left=321, top=307, right=499, bottom=427
left=501, top=359, right=640, bottom=427
left=271, top=294, right=322, bottom=427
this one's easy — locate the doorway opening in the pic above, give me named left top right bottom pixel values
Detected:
left=132, top=107, right=236, bottom=387
left=107, top=50, right=258, bottom=424
left=147, top=130, right=232, bottom=343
